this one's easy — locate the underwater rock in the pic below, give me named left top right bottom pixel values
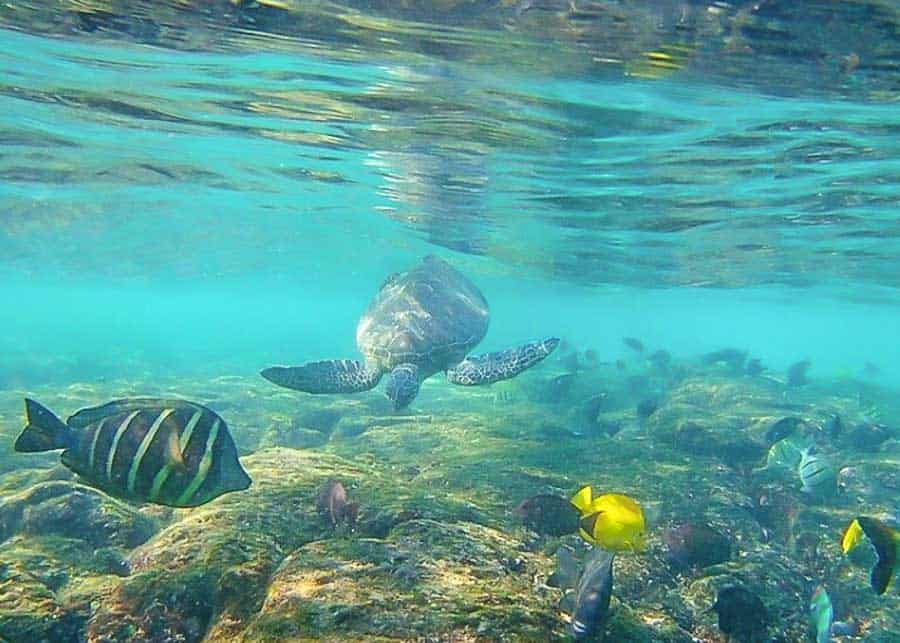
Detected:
left=331, top=417, right=369, bottom=439
left=240, top=519, right=556, bottom=641
left=85, top=448, right=362, bottom=643
left=292, top=407, right=342, bottom=434
left=259, top=423, right=328, bottom=450
left=0, top=551, right=87, bottom=642
left=662, top=522, right=732, bottom=570
left=0, top=480, right=157, bottom=549
left=672, top=420, right=764, bottom=463
left=702, top=348, right=747, bottom=370
left=357, top=508, right=421, bottom=539
left=711, top=585, right=769, bottom=643
left=514, top=494, right=579, bottom=537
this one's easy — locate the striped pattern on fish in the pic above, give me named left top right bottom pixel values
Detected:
left=15, top=398, right=251, bottom=508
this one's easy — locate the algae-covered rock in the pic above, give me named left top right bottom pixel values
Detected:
left=85, top=448, right=371, bottom=642
left=259, top=423, right=329, bottom=449
left=0, top=481, right=157, bottom=549
left=241, top=519, right=557, bottom=642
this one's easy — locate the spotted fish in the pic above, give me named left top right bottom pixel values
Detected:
left=14, top=398, right=251, bottom=507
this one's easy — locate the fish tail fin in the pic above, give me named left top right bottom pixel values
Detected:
left=570, top=485, right=593, bottom=514
left=15, top=399, right=71, bottom=452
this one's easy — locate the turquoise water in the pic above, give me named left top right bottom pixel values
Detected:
left=1, top=2, right=900, bottom=640
left=2, top=5, right=899, bottom=388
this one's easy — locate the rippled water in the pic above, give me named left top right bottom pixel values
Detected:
left=1, top=1, right=899, bottom=384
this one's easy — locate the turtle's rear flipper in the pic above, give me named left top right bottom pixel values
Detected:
left=261, top=360, right=382, bottom=394
left=446, top=337, right=559, bottom=385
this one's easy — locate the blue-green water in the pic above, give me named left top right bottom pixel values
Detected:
left=1, top=2, right=899, bottom=641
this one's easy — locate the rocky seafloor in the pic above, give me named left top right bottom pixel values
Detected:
left=0, top=350, right=898, bottom=642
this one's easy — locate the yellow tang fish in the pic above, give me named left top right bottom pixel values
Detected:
left=571, top=485, right=646, bottom=552
left=841, top=516, right=900, bottom=595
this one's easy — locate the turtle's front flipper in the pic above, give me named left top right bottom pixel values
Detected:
left=446, top=337, right=559, bottom=386
left=261, top=360, right=382, bottom=394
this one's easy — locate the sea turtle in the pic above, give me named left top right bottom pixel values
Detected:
left=261, top=255, right=559, bottom=409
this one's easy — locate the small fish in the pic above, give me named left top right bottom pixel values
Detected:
left=765, top=416, right=803, bottom=444
left=14, top=398, right=250, bottom=507
left=561, top=352, right=581, bottom=373
left=798, top=447, right=836, bottom=495
left=316, top=479, right=359, bottom=528
left=821, top=413, right=842, bottom=440
left=746, top=358, right=765, bottom=376
left=842, top=516, right=900, bottom=595
left=711, top=585, right=768, bottom=643
left=583, top=349, right=598, bottom=364
left=622, top=337, right=644, bottom=353
left=548, top=546, right=614, bottom=641
left=648, top=349, right=671, bottom=369
left=514, top=494, right=580, bottom=537
left=757, top=435, right=806, bottom=473
left=809, top=586, right=833, bottom=643
left=571, top=485, right=646, bottom=552
left=787, top=359, right=811, bottom=386
left=663, top=522, right=731, bottom=569
left=636, top=398, right=659, bottom=420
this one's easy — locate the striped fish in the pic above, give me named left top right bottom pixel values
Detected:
left=798, top=447, right=836, bottom=495
left=14, top=398, right=251, bottom=507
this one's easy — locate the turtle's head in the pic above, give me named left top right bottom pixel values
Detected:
left=385, top=363, right=420, bottom=410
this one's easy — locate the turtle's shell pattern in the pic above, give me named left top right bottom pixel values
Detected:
left=356, top=256, right=489, bottom=377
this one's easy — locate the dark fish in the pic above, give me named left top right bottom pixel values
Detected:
left=615, top=359, right=627, bottom=371
left=822, top=413, right=842, bottom=439
left=663, top=522, right=731, bottom=569
left=852, top=517, right=899, bottom=595
left=549, top=546, right=614, bottom=640
left=702, top=348, right=747, bottom=369
left=316, top=479, right=359, bottom=528
left=561, top=352, right=581, bottom=373
left=622, top=337, right=644, bottom=353
left=14, top=398, right=251, bottom=508
left=583, top=349, right=598, bottom=364
left=514, top=494, right=579, bottom=537
left=648, top=349, right=671, bottom=369
left=534, top=373, right=576, bottom=404
left=787, top=359, right=811, bottom=386
left=711, top=585, right=768, bottom=643
left=746, top=358, right=765, bottom=376
left=581, top=393, right=609, bottom=424
left=862, top=361, right=880, bottom=377
left=765, top=416, right=803, bottom=444
left=846, top=421, right=892, bottom=450
left=636, top=398, right=659, bottom=420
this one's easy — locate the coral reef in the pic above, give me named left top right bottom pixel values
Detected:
left=0, top=356, right=897, bottom=641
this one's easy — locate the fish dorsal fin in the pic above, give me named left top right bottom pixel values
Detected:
left=68, top=398, right=202, bottom=428
left=166, top=424, right=188, bottom=472
left=571, top=485, right=594, bottom=514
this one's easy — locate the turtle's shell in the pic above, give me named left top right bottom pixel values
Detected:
left=356, top=256, right=489, bottom=377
